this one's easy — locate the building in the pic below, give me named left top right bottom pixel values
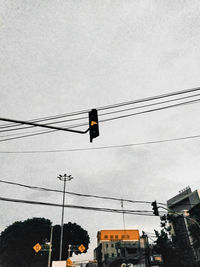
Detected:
left=167, top=187, right=200, bottom=267
left=94, top=229, right=148, bottom=267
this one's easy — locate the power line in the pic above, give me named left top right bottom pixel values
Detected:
left=99, top=97, right=200, bottom=123
left=98, top=92, right=200, bottom=117
left=0, top=196, right=155, bottom=216
left=0, top=120, right=89, bottom=140
left=0, top=115, right=88, bottom=133
left=1, top=133, right=200, bottom=153
left=0, top=128, right=57, bottom=142
left=96, top=86, right=200, bottom=111
left=0, top=108, right=90, bottom=129
left=1, top=89, right=200, bottom=142
left=1, top=97, right=200, bottom=143
left=0, top=179, right=165, bottom=205
left=0, top=86, right=199, bottom=132
left=0, top=116, right=89, bottom=135
left=0, top=121, right=89, bottom=142
left=2, top=86, right=200, bottom=129
left=1, top=92, right=200, bottom=133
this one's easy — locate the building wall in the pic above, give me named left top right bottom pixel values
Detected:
left=167, top=188, right=200, bottom=212
left=167, top=188, right=200, bottom=266
left=94, top=237, right=146, bottom=266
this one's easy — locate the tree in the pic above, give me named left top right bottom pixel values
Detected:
left=51, top=222, right=90, bottom=260
left=153, top=215, right=182, bottom=267
left=0, top=217, right=51, bottom=267
left=0, top=218, right=90, bottom=267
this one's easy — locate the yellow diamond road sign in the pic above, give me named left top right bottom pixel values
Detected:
left=78, top=244, right=86, bottom=253
left=33, top=243, right=42, bottom=253
left=66, top=258, right=72, bottom=266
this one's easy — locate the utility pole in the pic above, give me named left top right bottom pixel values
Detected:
left=47, top=226, right=53, bottom=267
left=121, top=199, right=126, bottom=230
left=58, top=174, right=73, bottom=261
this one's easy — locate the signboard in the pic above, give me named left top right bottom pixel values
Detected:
left=150, top=254, right=163, bottom=264
left=98, top=230, right=140, bottom=242
left=33, top=243, right=42, bottom=253
left=78, top=244, right=86, bottom=253
left=154, top=255, right=162, bottom=261
left=66, top=258, right=72, bottom=266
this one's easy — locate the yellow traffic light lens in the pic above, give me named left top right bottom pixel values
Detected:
left=91, top=121, right=97, bottom=126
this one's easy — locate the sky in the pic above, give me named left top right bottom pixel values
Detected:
left=1, top=0, right=200, bottom=263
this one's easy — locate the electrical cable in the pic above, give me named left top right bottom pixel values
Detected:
left=1, top=86, right=200, bottom=131
left=98, top=97, right=200, bottom=123
left=1, top=92, right=200, bottom=133
left=98, top=92, right=200, bottom=118
left=0, top=108, right=91, bottom=129
left=0, top=121, right=88, bottom=142
left=0, top=196, right=155, bottom=216
left=0, top=96, right=200, bottom=142
left=96, top=86, right=200, bottom=111
left=0, top=99, right=200, bottom=142
left=0, top=89, right=200, bottom=142
left=2, top=132, right=200, bottom=154
left=0, top=128, right=57, bottom=142
left=0, top=115, right=88, bottom=133
left=0, top=179, right=166, bottom=205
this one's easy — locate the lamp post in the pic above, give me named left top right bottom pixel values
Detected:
left=58, top=174, right=73, bottom=260
left=47, top=226, right=53, bottom=267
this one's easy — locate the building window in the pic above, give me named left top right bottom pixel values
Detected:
left=126, top=235, right=130, bottom=239
left=106, top=244, right=109, bottom=248
left=115, top=235, right=118, bottom=239
left=112, top=253, right=114, bottom=257
left=104, top=235, right=108, bottom=239
left=111, top=243, right=114, bottom=248
left=110, top=235, right=114, bottom=239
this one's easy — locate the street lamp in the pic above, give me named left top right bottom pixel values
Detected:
left=58, top=174, right=73, bottom=260
left=47, top=226, right=53, bottom=267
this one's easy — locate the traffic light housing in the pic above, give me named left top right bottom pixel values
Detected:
left=89, top=109, right=99, bottom=142
left=152, top=201, right=159, bottom=216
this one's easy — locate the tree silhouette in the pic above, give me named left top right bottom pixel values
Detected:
left=154, top=215, right=191, bottom=267
left=52, top=222, right=90, bottom=260
left=0, top=218, right=51, bottom=267
left=0, top=218, right=90, bottom=267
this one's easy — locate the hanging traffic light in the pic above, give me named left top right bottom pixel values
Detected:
left=151, top=201, right=159, bottom=216
left=89, top=109, right=99, bottom=142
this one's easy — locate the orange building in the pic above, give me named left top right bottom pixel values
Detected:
left=97, top=229, right=140, bottom=243
left=94, top=229, right=147, bottom=266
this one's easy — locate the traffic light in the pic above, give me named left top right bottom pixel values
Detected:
left=151, top=201, right=159, bottom=216
left=89, top=109, right=99, bottom=142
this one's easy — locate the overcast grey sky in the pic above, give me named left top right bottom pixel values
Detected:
left=1, top=0, right=200, bottom=262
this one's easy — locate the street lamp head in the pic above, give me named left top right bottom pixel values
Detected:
left=57, top=174, right=74, bottom=181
